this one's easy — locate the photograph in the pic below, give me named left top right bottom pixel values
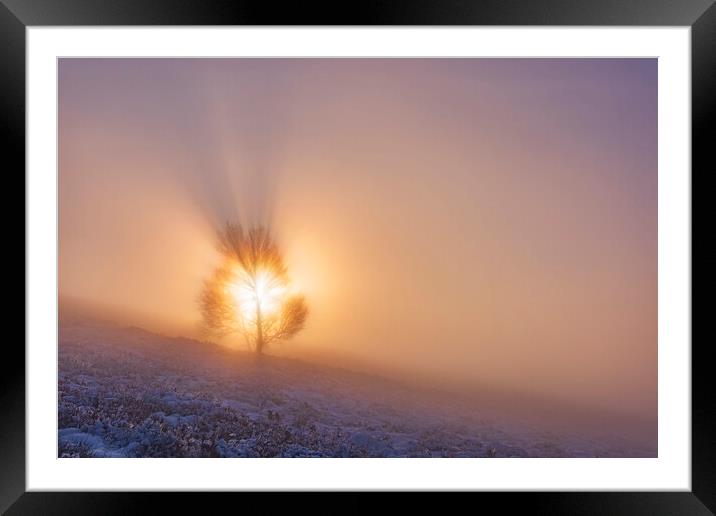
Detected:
left=56, top=57, right=658, bottom=459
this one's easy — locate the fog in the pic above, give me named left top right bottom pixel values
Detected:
left=59, top=58, right=657, bottom=432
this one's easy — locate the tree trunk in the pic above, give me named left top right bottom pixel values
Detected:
left=255, top=303, right=264, bottom=354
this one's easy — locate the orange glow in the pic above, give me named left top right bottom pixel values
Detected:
left=59, top=59, right=657, bottom=425
left=228, top=267, right=287, bottom=323
left=199, top=224, right=308, bottom=353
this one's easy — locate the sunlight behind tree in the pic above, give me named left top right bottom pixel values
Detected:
left=200, top=223, right=308, bottom=353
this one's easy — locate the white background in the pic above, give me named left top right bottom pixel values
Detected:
left=26, top=27, right=691, bottom=490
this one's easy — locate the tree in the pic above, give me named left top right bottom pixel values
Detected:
left=200, top=223, right=308, bottom=353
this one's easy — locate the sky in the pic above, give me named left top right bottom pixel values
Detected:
left=59, top=58, right=657, bottom=423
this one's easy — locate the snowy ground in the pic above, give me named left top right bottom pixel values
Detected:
left=58, top=317, right=656, bottom=458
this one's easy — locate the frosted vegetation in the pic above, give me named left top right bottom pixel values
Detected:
left=58, top=316, right=654, bottom=458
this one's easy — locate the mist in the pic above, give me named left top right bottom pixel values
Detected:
left=59, top=58, right=657, bottom=436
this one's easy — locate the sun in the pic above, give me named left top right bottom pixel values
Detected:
left=227, top=268, right=287, bottom=322
left=201, top=223, right=308, bottom=353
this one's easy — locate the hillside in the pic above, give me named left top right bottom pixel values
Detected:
left=58, top=316, right=656, bottom=458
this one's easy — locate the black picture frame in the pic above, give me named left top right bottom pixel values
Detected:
left=5, top=0, right=712, bottom=513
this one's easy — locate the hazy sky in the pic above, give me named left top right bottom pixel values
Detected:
left=59, top=58, right=657, bottom=419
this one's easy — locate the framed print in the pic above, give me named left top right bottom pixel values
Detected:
left=5, top=0, right=713, bottom=513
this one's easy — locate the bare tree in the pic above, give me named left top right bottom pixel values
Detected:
left=200, top=223, right=308, bottom=353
